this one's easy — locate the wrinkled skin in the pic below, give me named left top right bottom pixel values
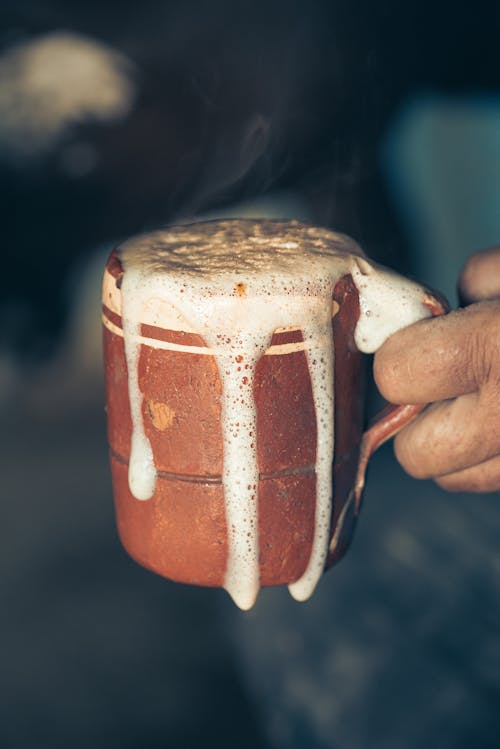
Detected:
left=374, top=247, right=500, bottom=493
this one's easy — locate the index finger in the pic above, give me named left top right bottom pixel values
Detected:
left=373, top=301, right=500, bottom=405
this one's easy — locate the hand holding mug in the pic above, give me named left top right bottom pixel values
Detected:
left=374, top=246, right=500, bottom=493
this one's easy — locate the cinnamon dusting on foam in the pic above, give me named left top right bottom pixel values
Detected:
left=117, top=220, right=431, bottom=610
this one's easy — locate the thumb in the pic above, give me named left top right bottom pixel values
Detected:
left=459, top=246, right=500, bottom=305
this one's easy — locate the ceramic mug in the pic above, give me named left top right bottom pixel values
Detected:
left=102, top=220, right=446, bottom=609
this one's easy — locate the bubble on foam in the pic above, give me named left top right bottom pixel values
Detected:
left=117, top=220, right=432, bottom=609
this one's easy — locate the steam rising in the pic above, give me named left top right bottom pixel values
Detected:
left=179, top=112, right=273, bottom=219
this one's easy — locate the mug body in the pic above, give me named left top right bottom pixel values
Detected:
left=103, top=252, right=364, bottom=589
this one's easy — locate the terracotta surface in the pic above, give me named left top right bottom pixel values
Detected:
left=103, top=244, right=447, bottom=593
left=103, top=252, right=365, bottom=588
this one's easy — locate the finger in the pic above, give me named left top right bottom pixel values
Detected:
left=435, top=453, right=500, bottom=494
left=393, top=389, right=500, bottom=479
left=373, top=301, right=500, bottom=405
left=459, top=246, right=500, bottom=304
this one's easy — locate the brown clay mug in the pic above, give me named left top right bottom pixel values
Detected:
left=102, top=219, right=446, bottom=609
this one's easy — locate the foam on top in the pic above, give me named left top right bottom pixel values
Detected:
left=116, top=219, right=432, bottom=610
left=118, top=219, right=365, bottom=290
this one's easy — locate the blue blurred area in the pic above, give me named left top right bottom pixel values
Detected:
left=383, top=94, right=500, bottom=304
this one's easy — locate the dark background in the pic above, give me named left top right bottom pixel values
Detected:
left=1, top=2, right=500, bottom=748
left=2, top=0, right=500, bottom=360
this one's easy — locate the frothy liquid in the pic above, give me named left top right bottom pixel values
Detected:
left=117, top=220, right=431, bottom=610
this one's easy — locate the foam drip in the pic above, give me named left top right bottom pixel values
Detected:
left=117, top=220, right=432, bottom=609
left=120, top=269, right=156, bottom=500
left=288, top=316, right=334, bottom=602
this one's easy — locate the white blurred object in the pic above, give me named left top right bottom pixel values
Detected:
left=0, top=31, right=136, bottom=159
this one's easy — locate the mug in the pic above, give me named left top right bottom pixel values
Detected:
left=102, top=219, right=446, bottom=610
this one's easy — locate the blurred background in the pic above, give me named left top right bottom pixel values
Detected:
left=1, top=2, right=500, bottom=747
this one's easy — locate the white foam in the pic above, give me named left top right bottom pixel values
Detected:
left=116, top=220, right=432, bottom=609
left=288, top=314, right=334, bottom=602
left=351, top=257, right=433, bottom=353
left=120, top=268, right=157, bottom=500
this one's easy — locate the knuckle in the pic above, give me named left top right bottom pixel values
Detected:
left=483, top=305, right=500, bottom=384
left=465, top=304, right=500, bottom=387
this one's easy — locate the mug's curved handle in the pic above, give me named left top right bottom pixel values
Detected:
left=353, top=291, right=448, bottom=513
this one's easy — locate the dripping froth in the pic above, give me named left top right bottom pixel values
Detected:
left=117, top=219, right=432, bottom=608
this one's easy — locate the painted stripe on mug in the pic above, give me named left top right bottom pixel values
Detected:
left=102, top=269, right=339, bottom=335
left=102, top=303, right=308, bottom=347
left=102, top=313, right=333, bottom=356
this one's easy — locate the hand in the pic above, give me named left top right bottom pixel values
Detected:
left=373, top=247, right=500, bottom=493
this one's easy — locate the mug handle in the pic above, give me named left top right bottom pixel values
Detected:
left=353, top=291, right=448, bottom=513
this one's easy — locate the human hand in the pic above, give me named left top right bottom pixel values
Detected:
left=373, top=247, right=500, bottom=493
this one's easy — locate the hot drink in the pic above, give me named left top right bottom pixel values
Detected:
left=103, top=220, right=445, bottom=609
